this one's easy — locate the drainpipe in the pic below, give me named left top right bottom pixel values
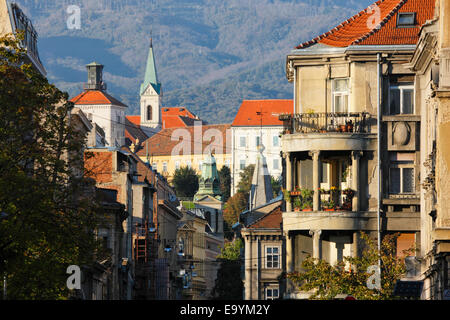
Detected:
left=292, top=61, right=297, bottom=113
left=377, top=53, right=382, bottom=270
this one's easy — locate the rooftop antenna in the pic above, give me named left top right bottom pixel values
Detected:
left=256, top=106, right=267, bottom=149
left=150, top=28, right=153, bottom=48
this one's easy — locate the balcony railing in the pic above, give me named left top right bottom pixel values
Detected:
left=280, top=112, right=371, bottom=135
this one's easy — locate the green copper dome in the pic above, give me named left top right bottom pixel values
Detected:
left=194, top=153, right=222, bottom=201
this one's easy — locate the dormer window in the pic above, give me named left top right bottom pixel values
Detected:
left=397, top=12, right=416, bottom=27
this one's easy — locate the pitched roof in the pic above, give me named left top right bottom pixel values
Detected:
left=248, top=205, right=282, bottom=229
left=137, top=124, right=231, bottom=157
left=296, top=0, right=436, bottom=49
left=162, top=107, right=198, bottom=119
left=126, top=115, right=141, bottom=127
left=232, top=100, right=293, bottom=127
left=125, top=108, right=202, bottom=130
left=162, top=107, right=203, bottom=129
left=124, top=117, right=148, bottom=146
left=70, top=90, right=127, bottom=108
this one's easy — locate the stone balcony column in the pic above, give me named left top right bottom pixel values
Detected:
left=309, top=151, right=321, bottom=211
left=286, top=231, right=294, bottom=273
left=351, top=151, right=362, bottom=212
left=285, top=152, right=292, bottom=212
left=309, top=229, right=322, bottom=260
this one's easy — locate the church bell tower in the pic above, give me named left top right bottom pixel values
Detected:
left=140, top=37, right=162, bottom=136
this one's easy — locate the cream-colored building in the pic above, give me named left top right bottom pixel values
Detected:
left=407, top=0, right=450, bottom=300
left=138, top=124, right=232, bottom=182
left=231, top=100, right=293, bottom=195
left=0, top=0, right=46, bottom=76
left=71, top=63, right=127, bottom=148
left=280, top=0, right=434, bottom=299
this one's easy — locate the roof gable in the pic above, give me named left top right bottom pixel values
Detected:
left=71, top=90, right=127, bottom=108
left=248, top=206, right=282, bottom=229
left=296, top=0, right=436, bottom=49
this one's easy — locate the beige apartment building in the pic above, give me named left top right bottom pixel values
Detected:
left=406, top=0, right=450, bottom=300
left=279, top=0, right=435, bottom=299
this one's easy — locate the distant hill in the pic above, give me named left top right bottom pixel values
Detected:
left=15, top=0, right=374, bottom=123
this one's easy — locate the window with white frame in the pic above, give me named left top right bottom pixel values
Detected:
left=186, top=160, right=192, bottom=168
left=240, top=159, right=246, bottom=170
left=265, top=246, right=280, bottom=269
left=273, top=158, right=280, bottom=170
left=265, top=286, right=279, bottom=300
left=389, top=84, right=414, bottom=115
left=332, top=78, right=349, bottom=113
left=389, top=153, right=415, bottom=194
left=273, top=135, right=279, bottom=147
left=175, top=161, right=180, bottom=170
left=162, top=162, right=168, bottom=173
left=198, top=161, right=203, bottom=172
left=240, top=136, right=247, bottom=148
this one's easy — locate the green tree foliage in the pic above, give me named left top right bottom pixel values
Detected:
left=223, top=192, right=247, bottom=232
left=287, top=233, right=415, bottom=300
left=222, top=164, right=255, bottom=232
left=271, top=175, right=282, bottom=198
left=218, top=165, right=231, bottom=203
left=212, top=239, right=244, bottom=300
left=172, top=166, right=199, bottom=198
left=0, top=34, right=102, bottom=299
left=236, top=164, right=255, bottom=200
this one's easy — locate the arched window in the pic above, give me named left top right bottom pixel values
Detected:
left=147, top=105, right=152, bottom=121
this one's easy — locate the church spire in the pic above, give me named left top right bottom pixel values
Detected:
left=140, top=35, right=161, bottom=96
left=249, top=144, right=273, bottom=211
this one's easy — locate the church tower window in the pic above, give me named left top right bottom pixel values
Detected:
left=147, top=105, right=152, bottom=121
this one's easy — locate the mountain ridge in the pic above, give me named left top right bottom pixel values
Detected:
left=13, top=0, right=374, bottom=123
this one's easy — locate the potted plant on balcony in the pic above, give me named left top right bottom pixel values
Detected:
left=341, top=188, right=355, bottom=211
left=301, top=188, right=314, bottom=211
left=322, top=199, right=336, bottom=211
left=294, top=197, right=302, bottom=212
left=343, top=188, right=355, bottom=198
left=346, top=120, right=354, bottom=133
left=339, top=124, right=348, bottom=132
left=290, top=186, right=301, bottom=196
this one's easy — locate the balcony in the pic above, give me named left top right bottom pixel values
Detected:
left=279, top=112, right=376, bottom=152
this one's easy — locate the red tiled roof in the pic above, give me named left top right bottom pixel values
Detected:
left=162, top=116, right=190, bottom=129
left=248, top=206, right=282, bottom=229
left=126, top=108, right=202, bottom=129
left=162, top=107, right=202, bottom=129
left=126, top=115, right=141, bottom=127
left=71, top=90, right=127, bottom=108
left=124, top=117, right=148, bottom=146
left=296, top=0, right=436, bottom=49
left=162, top=107, right=198, bottom=119
left=137, top=124, right=231, bottom=157
left=232, top=100, right=293, bottom=127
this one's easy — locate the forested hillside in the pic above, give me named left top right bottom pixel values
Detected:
left=15, top=0, right=373, bottom=123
